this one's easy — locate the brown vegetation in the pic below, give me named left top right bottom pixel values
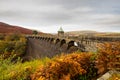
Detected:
left=31, top=53, right=97, bottom=80
left=96, top=42, right=120, bottom=75
left=0, top=22, right=34, bottom=34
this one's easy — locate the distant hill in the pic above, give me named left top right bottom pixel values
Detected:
left=0, top=22, right=34, bottom=34
left=65, top=30, right=98, bottom=36
left=65, top=30, right=120, bottom=37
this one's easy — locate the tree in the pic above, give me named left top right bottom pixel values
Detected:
left=32, top=30, right=38, bottom=35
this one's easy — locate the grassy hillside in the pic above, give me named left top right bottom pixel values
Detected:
left=65, top=30, right=120, bottom=37
left=0, top=22, right=34, bottom=34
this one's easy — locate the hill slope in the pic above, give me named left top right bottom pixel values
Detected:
left=65, top=30, right=120, bottom=36
left=0, top=22, right=33, bottom=34
left=65, top=30, right=98, bottom=36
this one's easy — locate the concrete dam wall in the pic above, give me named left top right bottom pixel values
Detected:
left=24, top=37, right=79, bottom=60
left=23, top=35, right=120, bottom=60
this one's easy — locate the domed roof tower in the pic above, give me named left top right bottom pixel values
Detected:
left=58, top=27, right=64, bottom=37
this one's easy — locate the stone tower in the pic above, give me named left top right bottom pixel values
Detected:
left=58, top=27, right=64, bottom=37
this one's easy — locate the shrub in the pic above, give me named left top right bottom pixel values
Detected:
left=0, top=41, right=26, bottom=59
left=96, top=42, right=120, bottom=75
left=0, top=41, right=15, bottom=55
left=0, top=55, right=50, bottom=80
left=5, top=33, right=22, bottom=41
left=31, top=53, right=97, bottom=80
left=14, top=41, right=26, bottom=56
left=0, top=34, right=5, bottom=40
left=0, top=34, right=27, bottom=59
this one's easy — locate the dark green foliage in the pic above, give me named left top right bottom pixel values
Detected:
left=14, top=41, right=26, bottom=56
left=5, top=33, right=21, bottom=41
left=32, top=30, right=38, bottom=35
left=0, top=33, right=27, bottom=59
left=0, top=34, right=5, bottom=40
left=0, top=41, right=15, bottom=53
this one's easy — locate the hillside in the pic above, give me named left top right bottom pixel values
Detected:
left=65, top=30, right=98, bottom=36
left=0, top=22, right=34, bottom=34
left=65, top=30, right=120, bottom=37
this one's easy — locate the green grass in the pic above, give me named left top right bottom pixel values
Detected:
left=0, top=56, right=50, bottom=80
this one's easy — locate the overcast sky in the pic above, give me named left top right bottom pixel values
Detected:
left=0, top=0, right=120, bottom=33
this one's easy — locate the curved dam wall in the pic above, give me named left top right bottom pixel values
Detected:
left=23, top=35, right=103, bottom=61
left=23, top=35, right=120, bottom=60
left=24, top=37, right=79, bottom=60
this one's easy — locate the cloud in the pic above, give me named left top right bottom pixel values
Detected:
left=94, top=14, right=120, bottom=27
left=0, top=0, right=120, bottom=33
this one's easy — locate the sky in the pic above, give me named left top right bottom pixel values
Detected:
left=0, top=0, right=120, bottom=33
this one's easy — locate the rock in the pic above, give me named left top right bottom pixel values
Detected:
left=97, top=70, right=120, bottom=80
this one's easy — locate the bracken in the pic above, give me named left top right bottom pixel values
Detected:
left=31, top=52, right=97, bottom=80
